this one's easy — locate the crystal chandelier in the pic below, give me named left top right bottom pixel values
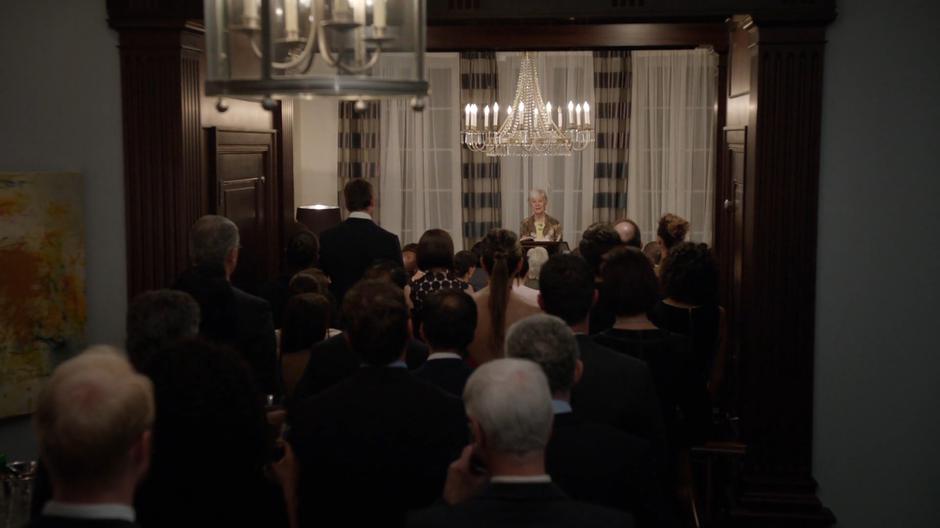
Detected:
left=461, top=52, right=594, bottom=157
left=204, top=0, right=428, bottom=110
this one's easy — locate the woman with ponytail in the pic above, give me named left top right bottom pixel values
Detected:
left=467, top=229, right=541, bottom=365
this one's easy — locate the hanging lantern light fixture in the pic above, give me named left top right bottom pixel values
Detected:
left=204, top=0, right=428, bottom=109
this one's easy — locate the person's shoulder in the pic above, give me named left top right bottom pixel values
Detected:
left=569, top=500, right=635, bottom=527
left=407, top=502, right=466, bottom=528
left=318, top=220, right=347, bottom=241
left=579, top=336, right=649, bottom=370
left=231, top=286, right=272, bottom=312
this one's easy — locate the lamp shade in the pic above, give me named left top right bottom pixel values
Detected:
left=297, top=204, right=342, bottom=235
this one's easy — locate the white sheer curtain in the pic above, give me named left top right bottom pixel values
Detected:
left=497, top=52, right=595, bottom=245
left=628, top=49, right=718, bottom=244
left=378, top=53, right=464, bottom=249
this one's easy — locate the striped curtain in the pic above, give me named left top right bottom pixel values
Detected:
left=460, top=52, right=501, bottom=247
left=337, top=101, right=381, bottom=219
left=592, top=50, right=632, bottom=222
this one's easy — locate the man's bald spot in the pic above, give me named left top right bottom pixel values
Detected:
left=614, top=220, right=642, bottom=248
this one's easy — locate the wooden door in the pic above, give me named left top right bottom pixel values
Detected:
left=206, top=128, right=279, bottom=294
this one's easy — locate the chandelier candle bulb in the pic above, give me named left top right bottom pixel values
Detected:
left=583, top=102, right=590, bottom=126
left=576, top=103, right=582, bottom=127
left=567, top=101, right=575, bottom=126
left=471, top=104, right=478, bottom=128
left=493, top=102, right=500, bottom=127
left=558, top=106, right=563, bottom=128
left=484, top=105, right=490, bottom=129
left=373, top=0, right=386, bottom=27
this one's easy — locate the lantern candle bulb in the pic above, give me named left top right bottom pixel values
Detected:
left=373, top=0, right=386, bottom=28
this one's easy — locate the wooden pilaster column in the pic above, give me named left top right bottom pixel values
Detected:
left=108, top=2, right=206, bottom=298
left=729, top=16, right=835, bottom=527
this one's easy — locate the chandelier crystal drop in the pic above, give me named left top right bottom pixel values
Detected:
left=461, top=52, right=594, bottom=157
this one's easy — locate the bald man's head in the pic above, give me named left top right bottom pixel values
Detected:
left=614, top=219, right=642, bottom=249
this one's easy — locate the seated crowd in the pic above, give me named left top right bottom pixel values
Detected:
left=28, top=179, right=725, bottom=528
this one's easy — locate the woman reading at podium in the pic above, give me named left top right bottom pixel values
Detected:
left=519, top=189, right=563, bottom=241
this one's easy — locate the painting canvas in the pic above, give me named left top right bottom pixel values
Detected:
left=0, top=172, right=86, bottom=418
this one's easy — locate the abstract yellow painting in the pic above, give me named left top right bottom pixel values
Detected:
left=0, top=172, right=86, bottom=418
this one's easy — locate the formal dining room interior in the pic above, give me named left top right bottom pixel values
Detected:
left=0, top=1, right=938, bottom=528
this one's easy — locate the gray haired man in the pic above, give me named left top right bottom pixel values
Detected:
left=408, top=357, right=633, bottom=528
left=506, top=314, right=670, bottom=527
left=173, top=215, right=277, bottom=396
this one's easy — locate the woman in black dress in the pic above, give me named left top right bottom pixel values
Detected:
left=594, top=247, right=711, bottom=485
left=649, top=242, right=726, bottom=403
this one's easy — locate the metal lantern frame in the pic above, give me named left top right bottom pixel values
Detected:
left=204, top=0, right=428, bottom=106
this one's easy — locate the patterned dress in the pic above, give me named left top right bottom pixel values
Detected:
left=519, top=214, right=563, bottom=241
left=410, top=270, right=470, bottom=317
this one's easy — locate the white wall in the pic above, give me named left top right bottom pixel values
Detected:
left=294, top=98, right=340, bottom=208
left=0, top=0, right=125, bottom=458
left=814, top=1, right=940, bottom=526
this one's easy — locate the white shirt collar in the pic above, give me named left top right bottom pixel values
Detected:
left=427, top=351, right=462, bottom=361
left=43, top=502, right=136, bottom=522
left=348, top=211, right=373, bottom=221
left=490, top=475, right=552, bottom=484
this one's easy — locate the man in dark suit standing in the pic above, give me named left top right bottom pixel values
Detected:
left=413, top=289, right=476, bottom=397
left=507, top=315, right=673, bottom=528
left=289, top=280, right=467, bottom=528
left=318, top=178, right=403, bottom=305
left=29, top=348, right=153, bottom=528
left=408, top=358, right=633, bottom=528
left=538, top=254, right=666, bottom=450
left=174, top=215, right=277, bottom=396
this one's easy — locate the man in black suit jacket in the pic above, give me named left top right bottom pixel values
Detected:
left=413, top=289, right=476, bottom=397
left=538, top=255, right=666, bottom=449
left=173, top=215, right=278, bottom=396
left=506, top=315, right=670, bottom=527
left=318, top=178, right=403, bottom=305
left=408, top=358, right=633, bottom=528
left=289, top=280, right=467, bottom=528
left=288, top=331, right=429, bottom=405
left=29, top=349, right=152, bottom=528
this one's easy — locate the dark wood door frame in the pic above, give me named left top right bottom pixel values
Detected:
left=108, top=1, right=836, bottom=524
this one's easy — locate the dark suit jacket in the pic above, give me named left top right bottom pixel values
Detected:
left=288, top=334, right=429, bottom=408
left=318, top=217, right=403, bottom=304
left=27, top=516, right=138, bottom=528
left=290, top=367, right=468, bottom=528
left=407, top=482, right=634, bottom=528
left=547, top=412, right=673, bottom=528
left=571, top=335, right=666, bottom=450
left=173, top=266, right=277, bottom=396
left=413, top=357, right=474, bottom=397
